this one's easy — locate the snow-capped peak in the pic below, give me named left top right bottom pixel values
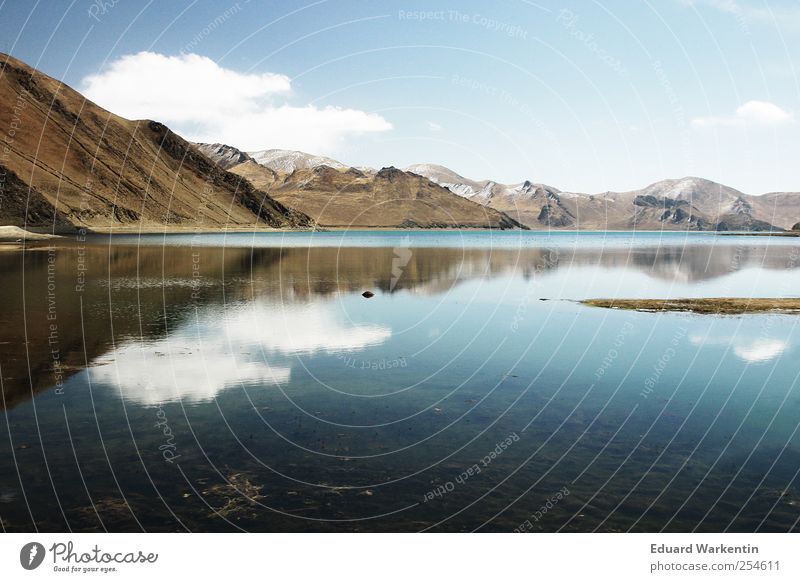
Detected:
left=248, top=149, right=349, bottom=173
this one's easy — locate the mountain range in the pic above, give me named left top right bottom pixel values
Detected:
left=197, top=145, right=800, bottom=232
left=2, top=52, right=798, bottom=233
left=398, top=165, right=800, bottom=231
left=194, top=143, right=522, bottom=229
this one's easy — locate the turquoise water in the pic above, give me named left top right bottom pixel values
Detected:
left=1, top=232, right=799, bottom=531
left=100, top=229, right=796, bottom=249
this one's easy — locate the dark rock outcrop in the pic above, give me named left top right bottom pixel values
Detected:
left=715, top=213, right=782, bottom=232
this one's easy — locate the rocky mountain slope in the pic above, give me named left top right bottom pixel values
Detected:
left=194, top=142, right=254, bottom=169
left=405, top=166, right=800, bottom=231
left=0, top=53, right=312, bottom=230
left=209, top=141, right=800, bottom=231
left=225, top=158, right=525, bottom=229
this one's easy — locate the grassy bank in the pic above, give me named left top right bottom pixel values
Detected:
left=582, top=297, right=800, bottom=314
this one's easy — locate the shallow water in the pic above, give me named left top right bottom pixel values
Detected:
left=1, top=232, right=799, bottom=532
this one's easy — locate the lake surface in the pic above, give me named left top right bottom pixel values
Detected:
left=1, top=231, right=799, bottom=532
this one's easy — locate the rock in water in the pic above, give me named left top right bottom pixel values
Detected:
left=362, top=291, right=375, bottom=298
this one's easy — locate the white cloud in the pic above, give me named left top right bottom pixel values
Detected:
left=691, top=100, right=794, bottom=128
left=426, top=121, right=442, bottom=132
left=81, top=52, right=392, bottom=153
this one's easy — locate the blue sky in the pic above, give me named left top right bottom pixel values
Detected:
left=1, top=0, right=798, bottom=194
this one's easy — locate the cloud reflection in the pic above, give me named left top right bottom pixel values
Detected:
left=89, top=301, right=391, bottom=405
left=689, top=333, right=789, bottom=363
left=732, top=339, right=788, bottom=363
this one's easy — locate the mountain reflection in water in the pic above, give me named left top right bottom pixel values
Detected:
left=1, top=239, right=799, bottom=410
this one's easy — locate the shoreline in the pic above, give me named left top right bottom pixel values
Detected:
left=6, top=224, right=800, bottom=239
left=719, top=231, right=800, bottom=238
left=4, top=224, right=800, bottom=251
left=582, top=298, right=800, bottom=315
left=0, top=226, right=61, bottom=243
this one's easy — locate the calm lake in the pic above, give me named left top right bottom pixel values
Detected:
left=1, top=231, right=799, bottom=532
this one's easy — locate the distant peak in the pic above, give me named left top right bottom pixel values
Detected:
left=376, top=166, right=404, bottom=180
left=193, top=142, right=252, bottom=169
left=248, top=148, right=348, bottom=173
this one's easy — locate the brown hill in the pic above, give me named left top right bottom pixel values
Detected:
left=226, top=160, right=525, bottom=229
left=0, top=53, right=312, bottom=230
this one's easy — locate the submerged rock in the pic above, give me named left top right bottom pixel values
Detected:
left=361, top=291, right=375, bottom=298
